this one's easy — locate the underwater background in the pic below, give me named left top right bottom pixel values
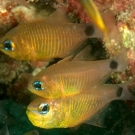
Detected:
left=0, top=0, right=135, bottom=135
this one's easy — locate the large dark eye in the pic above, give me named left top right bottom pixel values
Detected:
left=33, top=81, right=44, bottom=90
left=38, top=103, right=49, bottom=114
left=3, top=40, right=14, bottom=51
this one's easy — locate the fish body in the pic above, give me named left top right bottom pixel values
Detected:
left=28, top=50, right=127, bottom=98
left=0, top=11, right=102, bottom=61
left=26, top=83, right=134, bottom=129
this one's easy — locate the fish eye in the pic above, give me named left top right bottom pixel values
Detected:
left=3, top=40, right=14, bottom=51
left=32, top=81, right=44, bottom=90
left=38, top=103, right=50, bottom=114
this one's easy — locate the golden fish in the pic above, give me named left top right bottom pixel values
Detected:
left=0, top=7, right=103, bottom=61
left=26, top=83, right=135, bottom=129
left=28, top=49, right=128, bottom=98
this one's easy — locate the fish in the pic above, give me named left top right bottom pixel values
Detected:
left=26, top=82, right=135, bottom=129
left=0, top=7, right=103, bottom=61
left=79, top=0, right=108, bottom=36
left=28, top=49, right=128, bottom=98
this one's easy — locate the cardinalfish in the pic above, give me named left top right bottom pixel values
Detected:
left=80, top=0, right=108, bottom=39
left=26, top=82, right=135, bottom=129
left=28, top=49, right=128, bottom=98
left=0, top=7, right=103, bottom=61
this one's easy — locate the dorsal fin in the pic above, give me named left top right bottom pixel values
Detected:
left=57, top=55, right=73, bottom=64
left=47, top=6, right=71, bottom=23
left=73, top=45, right=93, bottom=61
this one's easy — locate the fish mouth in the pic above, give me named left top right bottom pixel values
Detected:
left=27, top=83, right=35, bottom=91
left=26, top=110, right=39, bottom=121
left=26, top=110, right=43, bottom=126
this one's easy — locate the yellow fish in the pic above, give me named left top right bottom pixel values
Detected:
left=28, top=49, right=127, bottom=98
left=26, top=83, right=135, bottom=129
left=80, top=0, right=108, bottom=37
left=0, top=8, right=103, bottom=61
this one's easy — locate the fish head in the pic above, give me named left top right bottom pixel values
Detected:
left=26, top=97, right=63, bottom=129
left=28, top=75, right=63, bottom=98
left=0, top=27, right=30, bottom=60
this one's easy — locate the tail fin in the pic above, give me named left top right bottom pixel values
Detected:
left=110, top=49, right=128, bottom=72
left=84, top=23, right=104, bottom=39
left=119, top=82, right=135, bottom=101
left=80, top=0, right=107, bottom=35
left=88, top=82, right=135, bottom=101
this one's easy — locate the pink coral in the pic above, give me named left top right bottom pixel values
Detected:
left=0, top=0, right=36, bottom=37
left=54, top=0, right=90, bottom=22
left=67, top=0, right=90, bottom=22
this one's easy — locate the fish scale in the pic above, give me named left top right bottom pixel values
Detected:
left=57, top=72, right=89, bottom=95
left=59, top=94, right=109, bottom=127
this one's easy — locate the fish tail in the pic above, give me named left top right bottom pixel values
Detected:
left=118, top=82, right=135, bottom=100
left=80, top=0, right=107, bottom=37
left=110, top=49, right=128, bottom=72
left=84, top=23, right=104, bottom=39
left=97, top=83, right=135, bottom=101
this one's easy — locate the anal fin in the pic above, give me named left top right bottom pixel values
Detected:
left=84, top=104, right=109, bottom=128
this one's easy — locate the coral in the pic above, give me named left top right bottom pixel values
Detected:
left=0, top=0, right=46, bottom=37
left=66, top=0, right=90, bottom=22
left=0, top=52, right=32, bottom=84
left=8, top=73, right=33, bottom=104
left=0, top=52, right=33, bottom=104
left=54, top=0, right=90, bottom=22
